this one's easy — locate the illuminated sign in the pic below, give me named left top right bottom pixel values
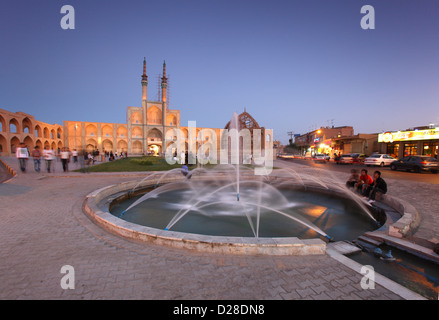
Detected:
left=378, top=128, right=439, bottom=143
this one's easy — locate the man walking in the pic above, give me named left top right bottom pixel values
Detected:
left=43, top=146, right=55, bottom=173
left=60, top=147, right=71, bottom=172
left=72, top=149, right=78, bottom=163
left=16, top=142, right=29, bottom=173
left=31, top=145, right=42, bottom=172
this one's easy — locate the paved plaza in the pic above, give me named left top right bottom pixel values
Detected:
left=0, top=157, right=437, bottom=300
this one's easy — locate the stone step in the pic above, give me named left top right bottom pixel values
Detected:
left=327, top=241, right=361, bottom=255
left=364, top=231, right=439, bottom=265
left=357, top=235, right=383, bottom=247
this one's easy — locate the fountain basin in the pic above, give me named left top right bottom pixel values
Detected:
left=82, top=174, right=384, bottom=256
left=84, top=197, right=325, bottom=255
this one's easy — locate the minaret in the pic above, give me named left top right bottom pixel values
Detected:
left=141, top=57, right=148, bottom=107
left=161, top=60, right=168, bottom=123
left=161, top=60, right=168, bottom=105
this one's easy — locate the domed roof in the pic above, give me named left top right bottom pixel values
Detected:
left=224, top=111, right=261, bottom=130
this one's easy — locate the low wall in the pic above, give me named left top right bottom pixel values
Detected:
left=380, top=194, right=421, bottom=238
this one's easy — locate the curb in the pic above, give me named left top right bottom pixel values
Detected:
left=0, top=158, right=16, bottom=183
left=363, top=194, right=439, bottom=264
left=326, top=248, right=426, bottom=300
left=381, top=194, right=421, bottom=238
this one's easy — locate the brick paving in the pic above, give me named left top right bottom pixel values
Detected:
left=385, top=179, right=439, bottom=241
left=0, top=156, right=431, bottom=300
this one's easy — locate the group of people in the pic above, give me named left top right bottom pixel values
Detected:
left=15, top=143, right=96, bottom=173
left=105, top=150, right=127, bottom=162
left=15, top=143, right=59, bottom=173
left=346, top=168, right=387, bottom=203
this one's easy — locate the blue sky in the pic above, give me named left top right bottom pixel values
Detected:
left=1, top=0, right=439, bottom=144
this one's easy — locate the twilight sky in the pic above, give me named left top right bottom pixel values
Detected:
left=1, top=0, right=439, bottom=144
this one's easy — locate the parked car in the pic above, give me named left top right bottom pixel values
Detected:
left=313, top=154, right=327, bottom=163
left=338, top=154, right=354, bottom=164
left=390, top=156, right=438, bottom=173
left=352, top=153, right=367, bottom=164
left=364, top=154, right=396, bottom=167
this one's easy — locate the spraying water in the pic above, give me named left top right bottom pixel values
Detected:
left=114, top=113, right=380, bottom=240
left=231, top=112, right=240, bottom=201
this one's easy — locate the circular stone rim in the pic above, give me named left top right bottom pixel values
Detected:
left=82, top=177, right=329, bottom=256
left=82, top=174, right=418, bottom=256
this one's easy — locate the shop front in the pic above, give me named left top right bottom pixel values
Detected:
left=332, top=134, right=379, bottom=157
left=310, top=138, right=333, bottom=156
left=378, top=127, right=439, bottom=159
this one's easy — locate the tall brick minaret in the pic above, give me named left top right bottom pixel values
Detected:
left=141, top=57, right=148, bottom=107
left=161, top=60, right=168, bottom=125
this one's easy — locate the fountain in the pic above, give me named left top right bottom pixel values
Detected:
left=110, top=167, right=380, bottom=241
left=83, top=113, right=384, bottom=255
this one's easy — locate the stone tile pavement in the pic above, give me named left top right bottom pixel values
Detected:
left=0, top=156, right=431, bottom=300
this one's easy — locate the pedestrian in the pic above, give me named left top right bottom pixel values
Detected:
left=80, top=150, right=89, bottom=173
left=180, top=151, right=185, bottom=165
left=16, top=142, right=29, bottom=172
left=43, top=146, right=55, bottom=173
left=31, top=145, right=42, bottom=172
left=72, top=149, right=78, bottom=163
left=60, top=147, right=70, bottom=172
left=88, top=152, right=94, bottom=164
left=366, top=171, right=388, bottom=203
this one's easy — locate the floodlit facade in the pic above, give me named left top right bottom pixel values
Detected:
left=0, top=109, right=63, bottom=155
left=1, top=59, right=272, bottom=159
left=378, top=126, right=439, bottom=159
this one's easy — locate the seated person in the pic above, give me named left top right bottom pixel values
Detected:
left=365, top=171, right=387, bottom=202
left=354, top=169, right=373, bottom=196
left=346, top=169, right=359, bottom=189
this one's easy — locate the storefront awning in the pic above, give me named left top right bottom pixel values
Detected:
left=379, top=128, right=439, bottom=143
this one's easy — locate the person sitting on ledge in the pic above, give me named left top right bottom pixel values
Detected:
left=365, top=170, right=387, bottom=203
left=346, top=168, right=359, bottom=189
left=355, top=169, right=373, bottom=196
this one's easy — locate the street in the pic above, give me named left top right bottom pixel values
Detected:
left=278, top=158, right=439, bottom=185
